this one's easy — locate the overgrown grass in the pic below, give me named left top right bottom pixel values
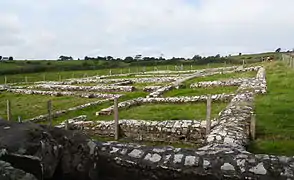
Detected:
left=249, top=61, right=294, bottom=156
left=95, top=102, right=227, bottom=121
left=164, top=86, right=238, bottom=97
left=0, top=92, right=99, bottom=121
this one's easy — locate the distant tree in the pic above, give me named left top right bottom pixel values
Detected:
left=275, top=48, right=281, bottom=53
left=215, top=54, right=221, bottom=58
left=239, top=53, right=242, bottom=56
left=124, top=56, right=134, bottom=63
left=8, top=56, right=13, bottom=60
left=84, top=56, right=89, bottom=60
left=192, top=55, right=202, bottom=61
left=58, top=55, right=72, bottom=61
left=106, top=56, right=113, bottom=61
left=0, top=56, right=2, bottom=60
left=134, top=54, right=142, bottom=61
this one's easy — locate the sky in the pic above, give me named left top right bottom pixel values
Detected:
left=0, top=0, right=294, bottom=60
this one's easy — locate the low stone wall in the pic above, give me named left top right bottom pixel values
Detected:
left=237, top=67, right=267, bottom=94
left=190, top=78, right=251, bottom=88
left=28, top=84, right=135, bottom=92
left=27, top=99, right=112, bottom=123
left=110, top=80, right=133, bottom=86
left=57, top=118, right=220, bottom=144
left=96, top=93, right=234, bottom=116
left=147, top=66, right=256, bottom=98
left=7, top=89, right=123, bottom=99
left=143, top=86, right=162, bottom=92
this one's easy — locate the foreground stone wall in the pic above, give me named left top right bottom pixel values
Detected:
left=96, top=93, right=234, bottom=116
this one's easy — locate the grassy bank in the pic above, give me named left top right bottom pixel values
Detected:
left=249, top=61, right=294, bottom=156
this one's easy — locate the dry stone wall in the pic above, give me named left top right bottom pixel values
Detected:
left=147, top=66, right=257, bottom=98
left=190, top=78, right=252, bottom=88
left=7, top=89, right=123, bottom=99
left=57, top=118, right=219, bottom=144
left=28, top=84, right=135, bottom=92
left=96, top=93, right=234, bottom=116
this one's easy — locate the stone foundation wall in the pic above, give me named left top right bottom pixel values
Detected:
left=190, top=78, right=252, bottom=88
left=7, top=89, right=123, bottom=99
left=57, top=118, right=220, bottom=144
left=147, top=66, right=259, bottom=98
left=96, top=93, right=234, bottom=116
left=28, top=84, right=135, bottom=92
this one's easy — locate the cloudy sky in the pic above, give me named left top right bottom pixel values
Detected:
left=0, top=0, right=293, bottom=60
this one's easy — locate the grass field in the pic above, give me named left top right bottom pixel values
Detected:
left=249, top=61, right=294, bottom=156
left=51, top=91, right=149, bottom=124
left=0, top=63, right=233, bottom=84
left=0, top=92, right=100, bottom=120
left=95, top=102, right=227, bottom=121
left=164, top=86, right=238, bottom=97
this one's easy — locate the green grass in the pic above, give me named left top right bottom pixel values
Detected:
left=51, top=91, right=149, bottom=124
left=183, top=71, right=257, bottom=87
left=0, top=63, right=229, bottom=84
left=0, top=92, right=100, bottom=121
left=250, top=61, right=294, bottom=156
left=164, top=86, right=238, bottom=97
left=95, top=102, right=227, bottom=121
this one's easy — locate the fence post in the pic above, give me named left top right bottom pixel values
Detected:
left=109, top=70, right=112, bottom=76
left=4, top=76, right=7, bottom=85
left=250, top=113, right=256, bottom=140
left=43, top=74, right=46, bottom=81
left=190, top=65, right=193, bottom=71
left=18, top=116, right=22, bottom=123
left=206, top=95, right=212, bottom=135
left=242, top=59, right=245, bottom=68
left=121, top=69, right=123, bottom=74
left=128, top=68, right=131, bottom=74
left=6, top=100, right=11, bottom=121
left=47, top=100, right=52, bottom=127
left=114, top=98, right=119, bottom=140
left=65, top=119, right=69, bottom=130
left=25, top=76, right=28, bottom=83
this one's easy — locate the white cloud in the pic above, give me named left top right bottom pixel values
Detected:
left=0, top=0, right=294, bottom=59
